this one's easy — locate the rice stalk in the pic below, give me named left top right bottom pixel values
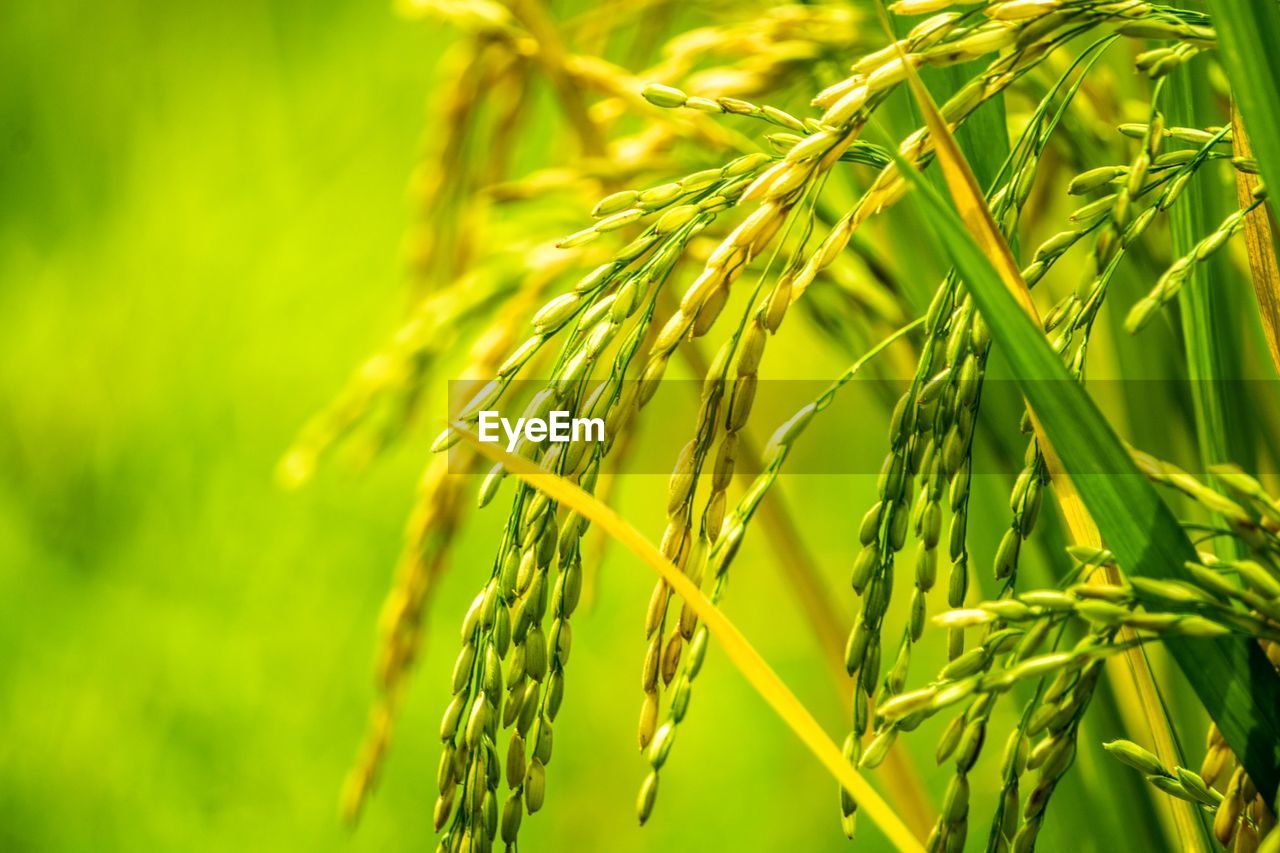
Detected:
left=289, top=2, right=1280, bottom=849
left=889, top=70, right=1280, bottom=811
left=454, top=423, right=926, bottom=852
left=891, top=33, right=1206, bottom=851
left=1229, top=108, right=1280, bottom=376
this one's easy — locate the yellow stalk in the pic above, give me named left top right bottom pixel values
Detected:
left=504, top=0, right=606, bottom=156
left=892, top=38, right=1207, bottom=852
left=674, top=322, right=935, bottom=838
left=454, top=424, right=925, bottom=853
left=1230, top=106, right=1280, bottom=375
left=735, top=428, right=934, bottom=838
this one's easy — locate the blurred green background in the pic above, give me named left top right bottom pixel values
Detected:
left=0, top=2, right=1165, bottom=850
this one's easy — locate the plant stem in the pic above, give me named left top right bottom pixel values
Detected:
left=677, top=319, right=936, bottom=839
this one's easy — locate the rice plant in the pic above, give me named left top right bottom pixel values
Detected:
left=285, top=0, right=1280, bottom=849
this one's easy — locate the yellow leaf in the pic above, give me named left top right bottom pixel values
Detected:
left=888, top=26, right=1095, bottom=543
left=453, top=424, right=925, bottom=853
left=1231, top=106, right=1280, bottom=375
left=889, top=30, right=1207, bottom=850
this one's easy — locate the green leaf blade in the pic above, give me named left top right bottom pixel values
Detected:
left=894, top=144, right=1280, bottom=804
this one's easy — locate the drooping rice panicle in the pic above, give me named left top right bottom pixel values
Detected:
left=277, top=2, right=1280, bottom=850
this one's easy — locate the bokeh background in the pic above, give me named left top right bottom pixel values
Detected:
left=0, top=2, right=1230, bottom=851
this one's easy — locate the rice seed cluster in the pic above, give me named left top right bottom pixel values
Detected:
left=284, top=0, right=1280, bottom=850
left=1107, top=735, right=1277, bottom=847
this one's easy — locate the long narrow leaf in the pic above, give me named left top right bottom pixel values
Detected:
left=901, top=53, right=1209, bottom=849
left=1208, top=1, right=1280, bottom=377
left=1170, top=67, right=1255, bottom=476
left=1159, top=61, right=1237, bottom=848
left=1230, top=108, right=1280, bottom=375
left=453, top=426, right=926, bottom=852
left=886, top=33, right=1093, bottom=543
left=674, top=330, right=936, bottom=837
left=891, top=74, right=1280, bottom=804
